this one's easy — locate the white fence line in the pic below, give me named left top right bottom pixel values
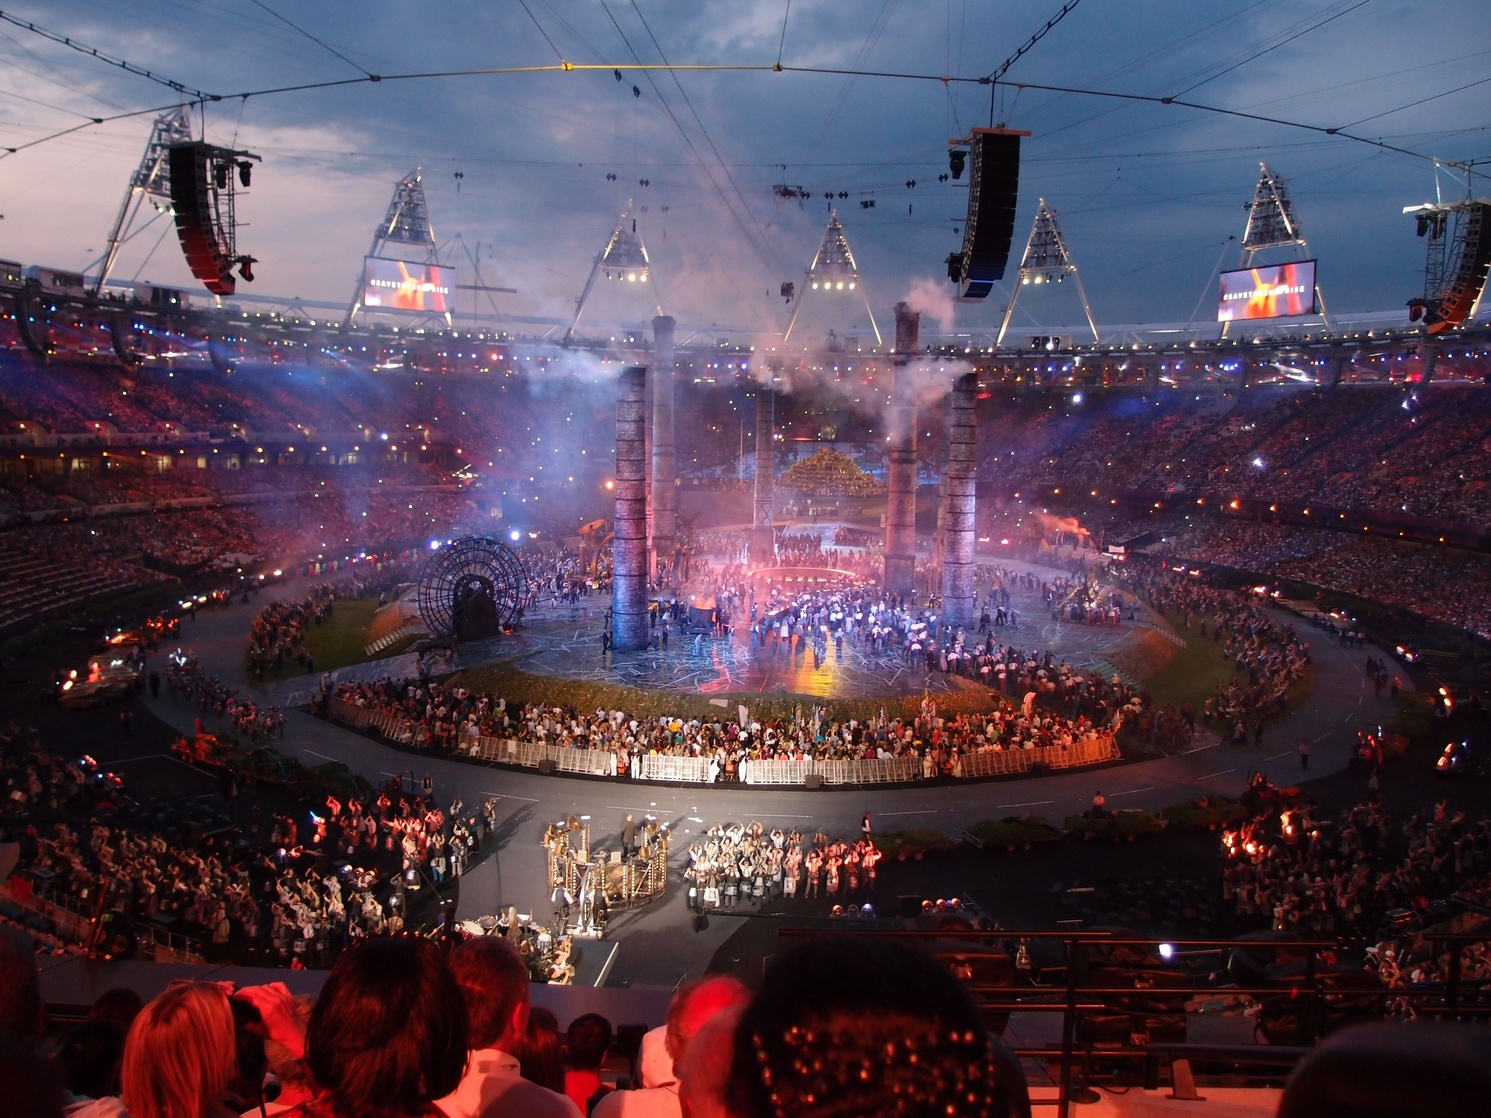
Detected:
left=327, top=701, right=1119, bottom=786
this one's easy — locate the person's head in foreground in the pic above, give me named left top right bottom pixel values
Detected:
left=121, top=982, right=238, bottom=1118
left=728, top=937, right=1002, bottom=1118
left=305, top=936, right=469, bottom=1118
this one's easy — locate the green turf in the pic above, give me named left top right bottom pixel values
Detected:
left=276, top=596, right=394, bottom=677
left=1142, top=630, right=1240, bottom=709
left=1141, top=624, right=1311, bottom=715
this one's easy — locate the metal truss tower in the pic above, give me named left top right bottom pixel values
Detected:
left=92, top=105, right=196, bottom=297
left=1223, top=162, right=1331, bottom=336
left=343, top=168, right=445, bottom=327
left=996, top=198, right=1099, bottom=346
left=563, top=203, right=661, bottom=345
left=783, top=210, right=883, bottom=347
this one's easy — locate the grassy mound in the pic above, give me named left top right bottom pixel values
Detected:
left=874, top=829, right=959, bottom=861
left=451, top=659, right=1001, bottom=725
left=965, top=814, right=1065, bottom=851
left=1160, top=796, right=1247, bottom=832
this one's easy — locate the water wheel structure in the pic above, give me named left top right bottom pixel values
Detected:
left=416, top=536, right=528, bottom=643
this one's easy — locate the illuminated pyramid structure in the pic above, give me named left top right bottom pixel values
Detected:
left=996, top=198, right=1099, bottom=346
left=1223, top=162, right=1331, bottom=335
left=344, top=168, right=448, bottom=327
left=93, top=105, right=196, bottom=296
left=783, top=210, right=882, bottom=347
left=564, top=202, right=662, bottom=344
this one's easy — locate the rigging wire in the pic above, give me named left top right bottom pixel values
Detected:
left=626, top=0, right=783, bottom=273
left=775, top=0, right=791, bottom=70
left=797, top=0, right=900, bottom=169
left=0, top=8, right=214, bottom=100
left=0, top=29, right=1480, bottom=181
left=245, top=0, right=374, bottom=79
left=517, top=0, right=567, bottom=63
left=1338, top=74, right=1491, bottom=131
left=985, top=0, right=1086, bottom=83
left=596, top=0, right=778, bottom=280
left=1169, top=0, right=1374, bottom=99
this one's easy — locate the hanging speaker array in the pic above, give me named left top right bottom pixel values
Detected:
left=167, top=141, right=260, bottom=297
left=1427, top=203, right=1491, bottom=335
left=947, top=128, right=1027, bottom=299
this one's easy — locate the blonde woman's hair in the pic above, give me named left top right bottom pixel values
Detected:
left=122, top=983, right=237, bottom=1118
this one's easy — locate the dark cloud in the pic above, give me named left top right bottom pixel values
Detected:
left=0, top=0, right=1485, bottom=339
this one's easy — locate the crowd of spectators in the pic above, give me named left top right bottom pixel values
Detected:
left=1124, top=564, right=1312, bottom=741
left=3, top=916, right=1022, bottom=1118
left=1223, top=797, right=1491, bottom=953
left=331, top=617, right=1134, bottom=780
left=683, top=819, right=882, bottom=912
left=0, top=700, right=487, bottom=969
left=1158, top=519, right=1491, bottom=639
left=968, top=383, right=1491, bottom=532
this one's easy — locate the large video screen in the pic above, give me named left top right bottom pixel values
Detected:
left=1217, top=260, right=1317, bottom=322
left=362, top=257, right=452, bottom=313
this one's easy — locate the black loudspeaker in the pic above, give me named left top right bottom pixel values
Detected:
left=536, top=759, right=556, bottom=775
left=109, top=315, right=140, bottom=368
left=803, top=773, right=823, bottom=790
left=956, top=128, right=1024, bottom=299
left=896, top=894, right=924, bottom=919
left=1428, top=202, right=1491, bottom=334
left=168, top=142, right=237, bottom=296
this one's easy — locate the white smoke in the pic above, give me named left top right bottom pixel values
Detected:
left=904, top=276, right=956, bottom=336
left=518, top=342, right=634, bottom=384
left=883, top=358, right=972, bottom=441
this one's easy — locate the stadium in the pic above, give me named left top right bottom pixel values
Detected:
left=2, top=4, right=1491, bottom=1116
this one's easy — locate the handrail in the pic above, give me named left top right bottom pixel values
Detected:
left=774, top=927, right=1491, bottom=1118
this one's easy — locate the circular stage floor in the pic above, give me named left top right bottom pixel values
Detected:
left=463, top=559, right=1153, bottom=700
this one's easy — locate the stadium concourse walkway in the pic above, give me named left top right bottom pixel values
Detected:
left=135, top=572, right=1397, bottom=987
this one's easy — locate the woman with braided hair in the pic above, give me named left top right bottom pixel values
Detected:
left=728, top=936, right=1024, bottom=1118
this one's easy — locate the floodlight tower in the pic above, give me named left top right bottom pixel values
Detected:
left=995, top=198, right=1103, bottom=345
left=995, top=198, right=1099, bottom=346
left=563, top=203, right=662, bottom=345
left=782, top=210, right=883, bottom=347
left=343, top=168, right=446, bottom=328
left=92, top=105, right=195, bottom=297
left=1222, top=162, right=1331, bottom=337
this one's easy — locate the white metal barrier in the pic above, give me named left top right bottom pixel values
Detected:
left=740, top=759, right=815, bottom=785
left=329, top=701, right=1119, bottom=785
left=637, top=754, right=712, bottom=783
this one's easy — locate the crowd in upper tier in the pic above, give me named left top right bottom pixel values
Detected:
left=1154, top=519, right=1491, bottom=639
left=4, top=357, right=1491, bottom=647
left=978, top=383, right=1491, bottom=530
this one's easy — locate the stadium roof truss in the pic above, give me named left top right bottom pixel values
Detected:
left=1224, top=162, right=1332, bottom=337
left=996, top=197, right=1100, bottom=347
left=344, top=168, right=449, bottom=329
left=783, top=210, right=882, bottom=347
left=563, top=202, right=662, bottom=345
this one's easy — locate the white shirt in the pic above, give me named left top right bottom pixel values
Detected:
left=591, top=1083, right=681, bottom=1118
left=436, top=1047, right=581, bottom=1118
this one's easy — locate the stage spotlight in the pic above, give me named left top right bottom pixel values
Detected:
left=238, top=161, right=252, bottom=187
left=949, top=148, right=967, bottom=179
left=214, top=162, right=229, bottom=190
left=237, top=256, right=256, bottom=282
